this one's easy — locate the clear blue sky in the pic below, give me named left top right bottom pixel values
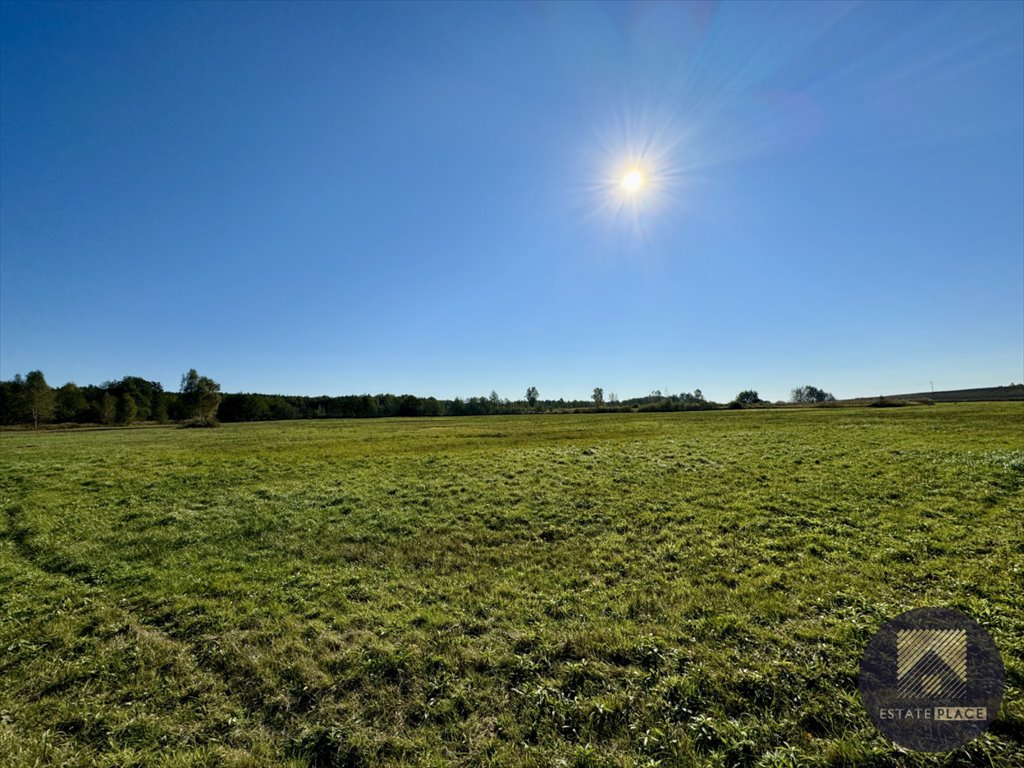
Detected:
left=2, top=1, right=1022, bottom=402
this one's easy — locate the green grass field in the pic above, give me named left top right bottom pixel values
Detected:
left=1, top=404, right=1022, bottom=767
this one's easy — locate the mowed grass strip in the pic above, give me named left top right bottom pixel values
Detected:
left=1, top=404, right=1022, bottom=767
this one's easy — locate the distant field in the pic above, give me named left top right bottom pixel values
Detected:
left=882, top=385, right=1024, bottom=403
left=1, top=404, right=1022, bottom=767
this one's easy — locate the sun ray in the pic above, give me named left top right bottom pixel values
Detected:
left=571, top=104, right=692, bottom=250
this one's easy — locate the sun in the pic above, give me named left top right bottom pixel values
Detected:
left=621, top=168, right=643, bottom=194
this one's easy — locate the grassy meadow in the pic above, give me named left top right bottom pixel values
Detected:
left=1, top=404, right=1022, bottom=767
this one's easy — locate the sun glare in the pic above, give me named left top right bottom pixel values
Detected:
left=622, top=168, right=643, bottom=194
left=577, top=109, right=688, bottom=244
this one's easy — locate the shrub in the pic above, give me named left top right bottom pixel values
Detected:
left=180, top=415, right=220, bottom=428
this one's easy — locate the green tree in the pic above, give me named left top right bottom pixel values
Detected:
left=55, top=382, right=89, bottom=422
left=488, top=390, right=503, bottom=414
left=592, top=387, right=604, bottom=407
left=736, top=390, right=761, bottom=404
left=99, top=392, right=116, bottom=425
left=180, top=369, right=222, bottom=423
left=116, top=392, right=138, bottom=425
left=398, top=395, right=421, bottom=417
left=116, top=376, right=162, bottom=421
left=152, top=391, right=169, bottom=423
left=525, top=386, right=539, bottom=408
left=359, top=394, right=378, bottom=418
left=24, top=370, right=55, bottom=428
left=0, top=376, right=25, bottom=425
left=791, top=385, right=835, bottom=404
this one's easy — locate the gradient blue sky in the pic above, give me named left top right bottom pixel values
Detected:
left=2, top=1, right=1022, bottom=402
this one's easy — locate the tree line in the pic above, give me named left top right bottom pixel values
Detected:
left=216, top=387, right=726, bottom=422
left=0, top=370, right=835, bottom=428
left=0, top=369, right=223, bottom=428
left=1, top=372, right=170, bottom=427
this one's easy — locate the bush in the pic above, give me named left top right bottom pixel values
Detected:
left=180, top=416, right=220, bottom=428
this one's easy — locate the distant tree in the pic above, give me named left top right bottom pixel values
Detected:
left=180, top=369, right=222, bottom=423
left=24, top=371, right=55, bottom=428
left=376, top=394, right=399, bottom=417
left=791, top=385, right=835, bottom=404
left=359, top=394, right=379, bottom=418
left=97, top=392, right=116, bottom=425
left=55, top=383, right=89, bottom=422
left=693, top=388, right=704, bottom=402
left=267, top=397, right=298, bottom=421
left=398, top=394, right=421, bottom=417
left=152, top=391, right=169, bottom=422
left=526, top=386, right=539, bottom=408
left=115, top=376, right=162, bottom=421
left=608, top=392, right=619, bottom=404
left=116, top=392, right=138, bottom=425
left=736, top=390, right=761, bottom=404
left=420, top=397, right=444, bottom=417
left=592, top=387, right=604, bottom=407
left=0, top=376, right=25, bottom=425
left=465, top=396, right=488, bottom=416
